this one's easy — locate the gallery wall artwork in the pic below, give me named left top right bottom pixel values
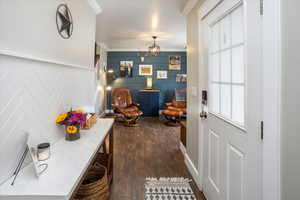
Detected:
left=120, top=61, right=133, bottom=77
left=169, top=56, right=181, bottom=70
left=157, top=70, right=168, bottom=79
left=139, top=65, right=153, bottom=76
left=176, top=74, right=187, bottom=82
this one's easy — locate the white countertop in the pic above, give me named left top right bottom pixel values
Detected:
left=0, top=118, right=114, bottom=200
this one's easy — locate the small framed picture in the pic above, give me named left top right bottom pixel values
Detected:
left=169, top=56, right=181, bottom=70
left=157, top=70, right=168, bottom=79
left=120, top=61, right=133, bottom=77
left=176, top=74, right=187, bottom=82
left=139, top=65, right=153, bottom=76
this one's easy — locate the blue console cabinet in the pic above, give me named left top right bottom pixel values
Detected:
left=138, top=90, right=160, bottom=116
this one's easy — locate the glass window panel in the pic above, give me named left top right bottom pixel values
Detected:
left=232, top=46, right=244, bottom=83
left=231, top=6, right=244, bottom=45
left=232, top=85, right=244, bottom=125
left=211, top=53, right=220, bottom=82
left=211, top=23, right=220, bottom=53
left=220, top=50, right=231, bottom=82
left=220, top=84, right=231, bottom=118
left=208, top=5, right=245, bottom=127
left=220, top=15, right=231, bottom=50
left=210, top=83, right=220, bottom=113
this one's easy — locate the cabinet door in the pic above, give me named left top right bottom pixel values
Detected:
left=139, top=92, right=159, bottom=116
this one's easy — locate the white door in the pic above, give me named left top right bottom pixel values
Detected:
left=201, top=0, right=262, bottom=200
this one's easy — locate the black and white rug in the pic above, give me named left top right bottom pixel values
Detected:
left=144, top=177, right=196, bottom=200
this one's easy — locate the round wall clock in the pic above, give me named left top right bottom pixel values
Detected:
left=56, top=4, right=73, bottom=39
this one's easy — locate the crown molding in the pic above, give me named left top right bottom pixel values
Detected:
left=182, top=0, right=199, bottom=16
left=88, top=0, right=102, bottom=15
left=107, top=48, right=186, bottom=52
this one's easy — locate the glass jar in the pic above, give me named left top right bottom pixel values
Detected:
left=37, top=143, right=51, bottom=161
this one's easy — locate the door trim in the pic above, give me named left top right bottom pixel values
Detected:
left=262, top=0, right=281, bottom=200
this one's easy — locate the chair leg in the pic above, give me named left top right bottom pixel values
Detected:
left=164, top=115, right=181, bottom=127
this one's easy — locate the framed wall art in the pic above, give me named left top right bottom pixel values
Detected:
left=157, top=70, right=168, bottom=79
left=139, top=65, right=153, bottom=76
left=169, top=56, right=181, bottom=70
left=176, top=74, right=187, bottom=82
left=120, top=61, right=133, bottom=77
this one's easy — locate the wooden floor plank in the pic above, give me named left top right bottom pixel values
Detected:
left=109, top=117, right=206, bottom=200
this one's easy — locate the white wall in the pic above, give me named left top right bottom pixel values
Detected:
left=0, top=0, right=96, bottom=67
left=94, top=43, right=108, bottom=114
left=0, top=0, right=96, bottom=184
left=281, top=1, right=300, bottom=199
left=186, top=1, right=202, bottom=169
left=187, top=0, right=204, bottom=173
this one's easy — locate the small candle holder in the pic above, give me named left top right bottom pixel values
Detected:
left=37, top=143, right=51, bottom=161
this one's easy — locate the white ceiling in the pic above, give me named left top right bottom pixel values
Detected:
left=95, top=0, right=188, bottom=51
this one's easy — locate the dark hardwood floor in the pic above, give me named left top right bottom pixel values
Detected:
left=109, top=117, right=206, bottom=200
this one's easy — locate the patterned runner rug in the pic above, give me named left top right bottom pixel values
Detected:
left=144, top=177, right=196, bottom=200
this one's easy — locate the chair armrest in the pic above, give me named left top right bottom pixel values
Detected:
left=165, top=102, right=172, bottom=107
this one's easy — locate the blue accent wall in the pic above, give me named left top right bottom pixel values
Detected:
left=107, top=51, right=187, bottom=109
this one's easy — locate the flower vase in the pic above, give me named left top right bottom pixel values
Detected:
left=65, top=124, right=80, bottom=141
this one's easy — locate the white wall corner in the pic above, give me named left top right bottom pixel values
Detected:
left=182, top=0, right=199, bottom=16
left=88, top=0, right=102, bottom=15
left=183, top=151, right=202, bottom=190
left=97, top=42, right=108, bottom=50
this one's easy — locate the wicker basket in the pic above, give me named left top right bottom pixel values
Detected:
left=93, top=153, right=113, bottom=183
left=83, top=114, right=97, bottom=130
left=75, top=163, right=109, bottom=200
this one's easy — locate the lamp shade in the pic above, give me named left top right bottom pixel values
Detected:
left=106, top=86, right=112, bottom=91
left=146, top=77, right=153, bottom=89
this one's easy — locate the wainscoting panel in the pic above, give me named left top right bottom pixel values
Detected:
left=208, top=129, right=220, bottom=193
left=0, top=54, right=96, bottom=184
left=227, top=144, right=244, bottom=200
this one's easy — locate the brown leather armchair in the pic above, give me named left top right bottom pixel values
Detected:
left=162, top=88, right=187, bottom=126
left=112, top=88, right=143, bottom=126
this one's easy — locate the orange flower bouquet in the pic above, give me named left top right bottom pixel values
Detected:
left=55, top=109, right=86, bottom=141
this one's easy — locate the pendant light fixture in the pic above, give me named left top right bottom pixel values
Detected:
left=148, top=36, right=160, bottom=56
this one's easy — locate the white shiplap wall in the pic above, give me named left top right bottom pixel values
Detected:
left=0, top=54, right=96, bottom=184
left=0, top=0, right=99, bottom=187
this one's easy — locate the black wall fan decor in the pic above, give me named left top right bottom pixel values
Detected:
left=56, top=4, right=73, bottom=39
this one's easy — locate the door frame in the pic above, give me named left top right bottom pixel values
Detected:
left=261, top=0, right=281, bottom=200
left=196, top=0, right=281, bottom=200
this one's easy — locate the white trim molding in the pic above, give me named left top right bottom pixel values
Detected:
left=183, top=151, right=202, bottom=190
left=107, top=48, right=186, bottom=52
left=262, top=0, right=281, bottom=199
left=199, top=0, right=223, bottom=19
left=182, top=0, right=199, bottom=16
left=180, top=142, right=187, bottom=155
left=0, top=49, right=94, bottom=71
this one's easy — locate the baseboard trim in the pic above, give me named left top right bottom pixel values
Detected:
left=184, top=152, right=202, bottom=190
left=180, top=142, right=187, bottom=154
